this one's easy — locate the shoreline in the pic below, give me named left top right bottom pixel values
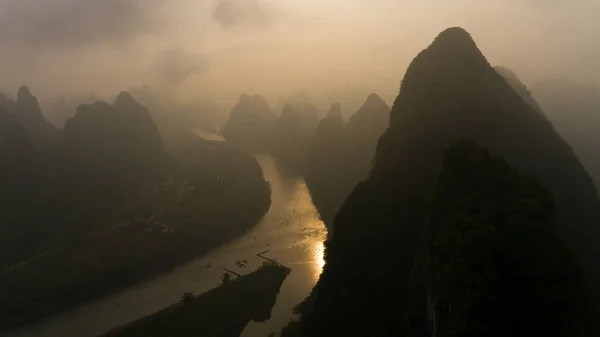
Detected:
left=1, top=209, right=270, bottom=334
left=100, top=264, right=291, bottom=337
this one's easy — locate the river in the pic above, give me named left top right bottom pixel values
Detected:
left=5, top=134, right=327, bottom=337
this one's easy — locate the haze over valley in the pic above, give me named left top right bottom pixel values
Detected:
left=2, top=1, right=600, bottom=337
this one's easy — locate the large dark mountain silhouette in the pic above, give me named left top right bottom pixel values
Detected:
left=0, top=87, right=60, bottom=149
left=62, top=91, right=168, bottom=175
left=270, top=103, right=319, bottom=171
left=341, top=93, right=389, bottom=193
left=0, top=108, right=34, bottom=156
left=307, top=103, right=345, bottom=171
left=0, top=91, right=276, bottom=327
left=2, top=90, right=170, bottom=236
left=301, top=27, right=600, bottom=336
left=0, top=106, right=53, bottom=270
left=532, top=79, right=600, bottom=190
left=305, top=103, right=346, bottom=225
left=305, top=95, right=389, bottom=228
left=53, top=92, right=170, bottom=221
left=0, top=92, right=170, bottom=266
left=405, top=140, right=592, bottom=337
left=223, top=93, right=276, bottom=151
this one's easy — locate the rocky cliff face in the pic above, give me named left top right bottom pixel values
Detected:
left=406, top=139, right=592, bottom=337
left=302, top=27, right=600, bottom=336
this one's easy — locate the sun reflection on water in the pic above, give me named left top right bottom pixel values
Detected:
left=312, top=241, right=325, bottom=281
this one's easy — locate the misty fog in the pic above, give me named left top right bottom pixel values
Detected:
left=0, top=0, right=598, bottom=114
left=5, top=1, right=600, bottom=337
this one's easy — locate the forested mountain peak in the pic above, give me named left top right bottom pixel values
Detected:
left=405, top=139, right=592, bottom=337
left=300, top=27, right=600, bottom=337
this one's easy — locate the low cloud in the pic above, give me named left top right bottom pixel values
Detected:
left=0, top=0, right=166, bottom=50
left=155, top=48, right=211, bottom=86
left=211, top=0, right=280, bottom=30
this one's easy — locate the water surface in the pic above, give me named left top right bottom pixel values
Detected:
left=5, top=138, right=326, bottom=337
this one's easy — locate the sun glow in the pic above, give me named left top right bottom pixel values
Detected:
left=313, top=241, right=325, bottom=279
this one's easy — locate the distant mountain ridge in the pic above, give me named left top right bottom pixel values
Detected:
left=495, top=66, right=543, bottom=113
left=223, top=93, right=277, bottom=152
left=532, top=79, right=600, bottom=191
left=63, top=91, right=168, bottom=178
left=305, top=94, right=389, bottom=228
left=0, top=90, right=274, bottom=330
left=0, top=106, right=38, bottom=213
left=0, top=86, right=60, bottom=149
left=270, top=103, right=320, bottom=171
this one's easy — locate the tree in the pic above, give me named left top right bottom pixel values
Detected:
left=221, top=272, right=232, bottom=285
left=180, top=292, right=194, bottom=307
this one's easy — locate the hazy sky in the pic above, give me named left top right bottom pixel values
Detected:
left=0, top=0, right=598, bottom=107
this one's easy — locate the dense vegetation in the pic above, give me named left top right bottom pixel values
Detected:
left=305, top=94, right=389, bottom=227
left=101, top=263, right=290, bottom=337
left=406, top=140, right=592, bottom=337
left=285, top=140, right=594, bottom=336
left=0, top=90, right=272, bottom=331
left=42, top=86, right=220, bottom=137
left=297, top=27, right=600, bottom=336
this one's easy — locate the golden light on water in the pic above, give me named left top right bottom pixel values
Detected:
left=313, top=241, right=325, bottom=279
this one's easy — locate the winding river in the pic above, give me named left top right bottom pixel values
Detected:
left=5, top=134, right=327, bottom=337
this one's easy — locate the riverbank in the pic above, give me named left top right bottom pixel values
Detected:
left=0, top=135, right=271, bottom=332
left=101, top=263, right=291, bottom=337
left=4, top=154, right=326, bottom=337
